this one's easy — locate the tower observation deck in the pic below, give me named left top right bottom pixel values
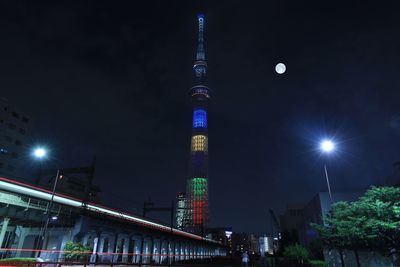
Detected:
left=185, top=14, right=211, bottom=234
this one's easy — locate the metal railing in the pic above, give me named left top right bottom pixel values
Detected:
left=0, top=249, right=230, bottom=266
left=0, top=190, right=74, bottom=216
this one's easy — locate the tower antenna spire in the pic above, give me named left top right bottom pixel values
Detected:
left=196, top=14, right=205, bottom=61
left=193, top=14, right=207, bottom=83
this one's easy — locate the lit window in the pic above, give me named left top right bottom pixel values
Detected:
left=191, top=87, right=210, bottom=98
left=191, top=135, right=208, bottom=152
left=193, top=109, right=207, bottom=128
left=192, top=178, right=207, bottom=197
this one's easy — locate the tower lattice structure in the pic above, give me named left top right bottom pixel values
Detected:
left=184, top=14, right=211, bottom=234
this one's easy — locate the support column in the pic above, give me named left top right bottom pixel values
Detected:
left=153, top=238, right=161, bottom=264
left=112, top=233, right=119, bottom=263
left=0, top=217, right=10, bottom=248
left=185, top=242, right=189, bottom=260
left=195, top=244, right=199, bottom=260
left=90, top=232, right=101, bottom=263
left=180, top=242, right=184, bottom=261
left=115, top=235, right=128, bottom=263
left=139, top=235, right=146, bottom=264
left=133, top=236, right=142, bottom=264
left=148, top=238, right=154, bottom=264
left=174, top=242, right=180, bottom=262
left=159, top=239, right=163, bottom=264
left=168, top=240, right=174, bottom=264
left=160, top=239, right=167, bottom=264
left=127, top=236, right=135, bottom=263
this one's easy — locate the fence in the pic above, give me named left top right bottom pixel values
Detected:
left=0, top=248, right=234, bottom=267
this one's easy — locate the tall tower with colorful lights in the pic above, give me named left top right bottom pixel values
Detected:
left=185, top=14, right=211, bottom=234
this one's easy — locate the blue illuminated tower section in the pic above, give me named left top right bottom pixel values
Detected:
left=186, top=14, right=211, bottom=232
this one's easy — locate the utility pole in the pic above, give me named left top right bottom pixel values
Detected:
left=143, top=200, right=174, bottom=229
left=37, top=169, right=62, bottom=257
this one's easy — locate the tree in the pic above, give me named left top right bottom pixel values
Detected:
left=354, top=187, right=400, bottom=263
left=283, top=244, right=310, bottom=265
left=311, top=186, right=400, bottom=267
left=64, top=241, right=91, bottom=262
left=311, top=202, right=362, bottom=267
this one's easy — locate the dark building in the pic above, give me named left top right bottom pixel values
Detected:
left=279, top=204, right=305, bottom=248
left=206, top=227, right=232, bottom=247
left=0, top=98, right=33, bottom=181
left=184, top=14, right=211, bottom=233
left=231, top=232, right=260, bottom=256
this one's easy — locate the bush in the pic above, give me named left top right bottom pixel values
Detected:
left=64, top=241, right=91, bottom=261
left=309, top=260, right=327, bottom=267
left=283, top=244, right=310, bottom=264
left=0, top=258, right=36, bottom=262
left=0, top=258, right=36, bottom=267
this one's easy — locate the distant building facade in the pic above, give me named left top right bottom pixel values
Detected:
left=175, top=192, right=186, bottom=229
left=0, top=98, right=33, bottom=180
left=259, top=236, right=274, bottom=255
left=231, top=233, right=261, bottom=255
left=206, top=227, right=232, bottom=249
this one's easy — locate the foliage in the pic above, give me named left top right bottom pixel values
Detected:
left=356, top=186, right=400, bottom=254
left=309, top=260, right=327, bottom=267
left=311, top=201, right=370, bottom=251
left=0, top=257, right=36, bottom=262
left=0, top=258, right=36, bottom=267
left=311, top=186, right=400, bottom=256
left=64, top=241, right=91, bottom=261
left=283, top=244, right=309, bottom=264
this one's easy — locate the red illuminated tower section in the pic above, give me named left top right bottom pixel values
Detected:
left=186, top=14, right=211, bottom=233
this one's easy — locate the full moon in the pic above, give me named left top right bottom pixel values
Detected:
left=275, top=63, right=286, bottom=74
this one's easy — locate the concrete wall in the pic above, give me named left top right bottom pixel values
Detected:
left=324, top=249, right=393, bottom=267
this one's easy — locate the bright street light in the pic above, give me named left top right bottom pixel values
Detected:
left=319, top=139, right=336, bottom=203
left=320, top=140, right=335, bottom=153
left=33, top=147, right=47, bottom=159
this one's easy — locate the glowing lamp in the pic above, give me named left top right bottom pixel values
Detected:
left=320, top=140, right=335, bottom=153
left=33, top=147, right=47, bottom=159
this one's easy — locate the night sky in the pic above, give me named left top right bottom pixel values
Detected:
left=1, top=1, right=400, bottom=234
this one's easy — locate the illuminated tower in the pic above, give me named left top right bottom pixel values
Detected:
left=185, top=14, right=211, bottom=233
